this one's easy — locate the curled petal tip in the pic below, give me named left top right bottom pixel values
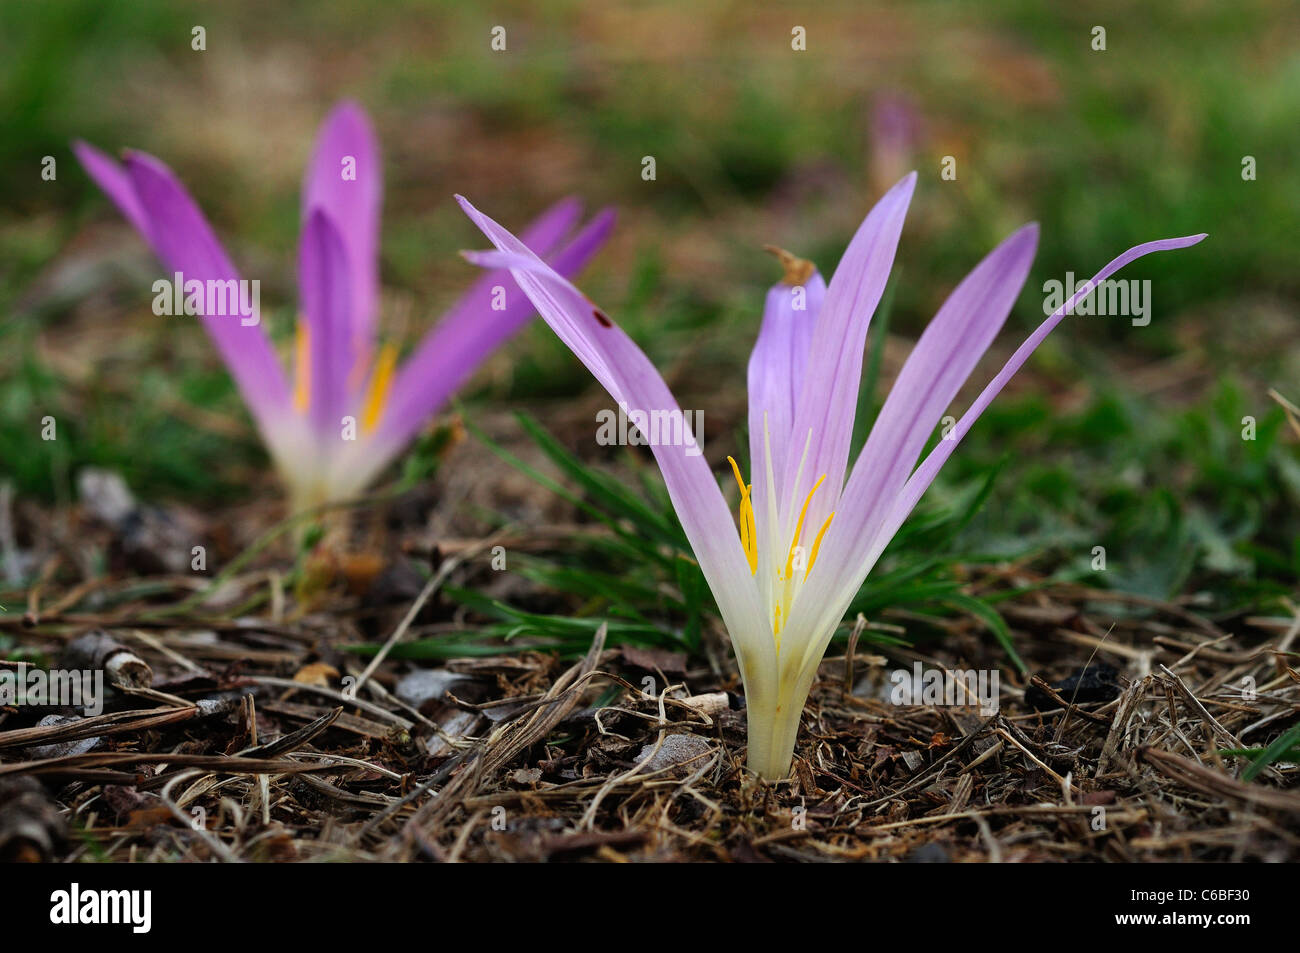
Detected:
left=121, top=149, right=167, bottom=176
left=550, top=194, right=584, bottom=217
left=762, top=244, right=817, bottom=286
left=321, top=99, right=374, bottom=132
left=70, top=139, right=113, bottom=167
left=874, top=170, right=919, bottom=212
left=585, top=206, right=618, bottom=239
left=890, top=171, right=918, bottom=196
left=304, top=204, right=333, bottom=231
left=1009, top=221, right=1041, bottom=251
left=1147, top=232, right=1209, bottom=251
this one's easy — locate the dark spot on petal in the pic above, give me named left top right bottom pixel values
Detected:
left=592, top=308, right=612, bottom=327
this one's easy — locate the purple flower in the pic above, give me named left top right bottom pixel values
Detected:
left=74, top=102, right=613, bottom=510
left=869, top=91, right=922, bottom=192
left=457, top=173, right=1205, bottom=779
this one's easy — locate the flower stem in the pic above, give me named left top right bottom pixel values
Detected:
left=744, top=669, right=816, bottom=780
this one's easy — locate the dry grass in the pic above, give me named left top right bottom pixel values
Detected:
left=1, top=490, right=1296, bottom=863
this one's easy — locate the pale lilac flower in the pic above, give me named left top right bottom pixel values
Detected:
left=457, top=173, right=1205, bottom=779
left=74, top=102, right=613, bottom=511
left=869, top=92, right=922, bottom=192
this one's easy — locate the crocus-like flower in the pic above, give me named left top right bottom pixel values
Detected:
left=457, top=173, right=1205, bottom=779
left=73, top=103, right=613, bottom=511
left=869, top=92, right=922, bottom=194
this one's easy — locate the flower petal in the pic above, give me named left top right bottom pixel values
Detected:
left=367, top=199, right=610, bottom=467
left=780, top=172, right=915, bottom=536
left=457, top=195, right=774, bottom=679
left=72, top=141, right=151, bottom=237
left=298, top=208, right=354, bottom=441
left=792, top=223, right=1039, bottom=636
left=115, top=151, right=293, bottom=439
left=747, top=270, right=826, bottom=515
left=747, top=270, right=825, bottom=610
left=791, top=232, right=1207, bottom=671
left=302, top=102, right=382, bottom=357
left=866, top=232, right=1209, bottom=568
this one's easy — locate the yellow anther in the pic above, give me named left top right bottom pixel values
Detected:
left=743, top=494, right=754, bottom=553
left=806, top=512, right=834, bottom=580
left=361, top=341, right=399, bottom=433
left=727, top=455, right=747, bottom=495
left=293, top=320, right=311, bottom=413
left=727, top=456, right=758, bottom=574
left=786, top=474, right=826, bottom=579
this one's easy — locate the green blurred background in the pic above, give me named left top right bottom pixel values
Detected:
left=0, top=0, right=1297, bottom=604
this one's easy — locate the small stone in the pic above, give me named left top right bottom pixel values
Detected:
left=25, top=715, right=100, bottom=760
left=395, top=669, right=464, bottom=708
left=636, top=734, right=713, bottom=775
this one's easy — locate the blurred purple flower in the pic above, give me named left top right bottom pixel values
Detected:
left=869, top=92, right=922, bottom=193
left=74, top=102, right=613, bottom=510
left=456, top=173, right=1205, bottom=779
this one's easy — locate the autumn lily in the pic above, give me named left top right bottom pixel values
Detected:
left=73, top=102, right=613, bottom=512
left=457, top=174, right=1205, bottom=779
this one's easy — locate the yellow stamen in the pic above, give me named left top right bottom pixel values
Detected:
left=743, top=491, right=754, bottom=551
left=785, top=474, right=826, bottom=580
left=741, top=495, right=754, bottom=557
left=726, top=456, right=758, bottom=574
left=806, top=512, right=834, bottom=580
left=726, top=455, right=746, bottom=495
left=361, top=342, right=399, bottom=433
left=293, top=320, right=311, bottom=413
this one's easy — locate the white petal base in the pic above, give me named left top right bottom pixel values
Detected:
left=743, top=668, right=818, bottom=780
